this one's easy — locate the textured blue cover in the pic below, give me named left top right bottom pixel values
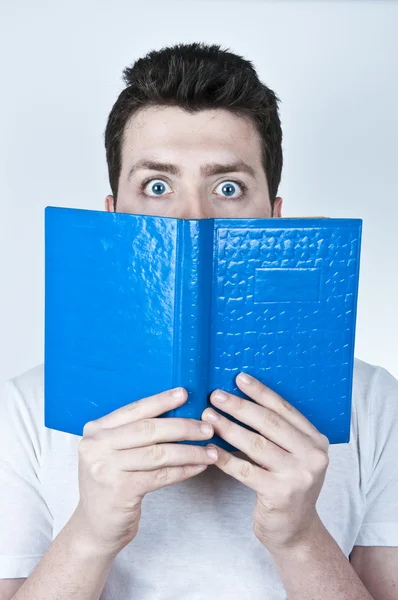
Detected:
left=44, top=207, right=362, bottom=451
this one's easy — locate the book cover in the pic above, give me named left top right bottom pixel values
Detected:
left=44, top=207, right=362, bottom=452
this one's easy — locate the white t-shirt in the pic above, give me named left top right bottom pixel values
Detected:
left=0, top=358, right=397, bottom=599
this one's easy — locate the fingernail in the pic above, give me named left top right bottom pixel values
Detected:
left=201, top=423, right=213, bottom=435
left=205, top=409, right=220, bottom=422
left=172, top=387, right=183, bottom=399
left=206, top=447, right=218, bottom=460
left=213, top=390, right=227, bottom=403
left=238, top=372, right=252, bottom=384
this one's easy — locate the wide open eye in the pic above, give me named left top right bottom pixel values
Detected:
left=142, top=179, right=172, bottom=197
left=214, top=180, right=247, bottom=199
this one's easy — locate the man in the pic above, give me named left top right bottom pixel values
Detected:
left=0, top=42, right=397, bottom=600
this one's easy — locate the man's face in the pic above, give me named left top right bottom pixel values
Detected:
left=105, top=105, right=282, bottom=218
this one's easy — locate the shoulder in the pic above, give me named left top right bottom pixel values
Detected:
left=2, top=363, right=44, bottom=408
left=352, top=356, right=397, bottom=409
left=7, top=362, right=44, bottom=390
left=0, top=364, right=44, bottom=439
left=352, top=357, right=398, bottom=453
left=0, top=364, right=46, bottom=470
left=353, top=356, right=379, bottom=390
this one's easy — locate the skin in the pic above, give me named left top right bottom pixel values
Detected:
left=105, top=104, right=283, bottom=219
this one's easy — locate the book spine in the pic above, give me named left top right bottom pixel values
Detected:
left=172, top=219, right=214, bottom=420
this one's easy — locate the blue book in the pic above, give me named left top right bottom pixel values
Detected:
left=44, top=207, right=362, bottom=451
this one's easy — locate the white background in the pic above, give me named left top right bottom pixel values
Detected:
left=0, top=0, right=397, bottom=384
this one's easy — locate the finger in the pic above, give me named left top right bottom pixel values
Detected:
left=235, top=373, right=325, bottom=443
left=207, top=445, right=270, bottom=493
left=84, top=387, right=188, bottom=432
left=115, top=442, right=219, bottom=471
left=106, top=418, right=215, bottom=451
left=202, top=407, right=294, bottom=471
left=144, top=464, right=209, bottom=494
left=208, top=388, right=312, bottom=455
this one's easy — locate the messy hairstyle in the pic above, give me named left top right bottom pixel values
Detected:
left=104, top=42, right=283, bottom=210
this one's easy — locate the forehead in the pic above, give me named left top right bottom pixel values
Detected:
left=121, top=105, right=263, bottom=168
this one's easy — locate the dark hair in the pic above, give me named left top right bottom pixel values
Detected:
left=104, top=42, right=283, bottom=210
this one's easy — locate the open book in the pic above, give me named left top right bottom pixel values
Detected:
left=44, top=207, right=362, bottom=451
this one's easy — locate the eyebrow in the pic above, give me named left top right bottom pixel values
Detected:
left=127, top=159, right=256, bottom=181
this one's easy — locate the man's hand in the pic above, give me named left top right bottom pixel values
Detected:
left=201, top=372, right=330, bottom=556
left=73, top=387, right=218, bottom=558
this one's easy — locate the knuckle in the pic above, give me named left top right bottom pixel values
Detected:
left=311, top=448, right=329, bottom=471
left=300, top=469, right=316, bottom=488
left=181, top=464, right=194, bottom=477
left=140, top=419, right=157, bottom=442
left=156, top=466, right=171, bottom=483
left=263, top=409, right=280, bottom=428
left=151, top=443, right=166, bottom=464
left=127, top=400, right=141, bottom=414
left=281, top=397, right=294, bottom=414
left=318, top=433, right=330, bottom=451
left=83, top=426, right=107, bottom=448
left=252, top=434, right=267, bottom=454
left=82, top=420, right=99, bottom=437
left=89, top=458, right=107, bottom=480
left=240, top=460, right=254, bottom=479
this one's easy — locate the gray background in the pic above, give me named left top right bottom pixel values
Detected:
left=1, top=0, right=397, bottom=383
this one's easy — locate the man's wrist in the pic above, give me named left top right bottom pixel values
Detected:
left=65, top=507, right=121, bottom=564
left=267, top=514, right=330, bottom=564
